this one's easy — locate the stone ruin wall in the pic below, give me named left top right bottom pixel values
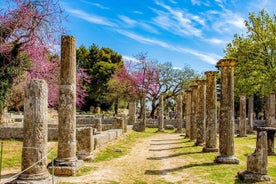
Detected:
left=0, top=114, right=265, bottom=140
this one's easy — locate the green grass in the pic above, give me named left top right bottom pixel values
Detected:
left=173, top=135, right=276, bottom=184
left=93, top=128, right=158, bottom=162
left=2, top=130, right=276, bottom=184
left=76, top=166, right=97, bottom=176
left=0, top=140, right=22, bottom=169
left=0, top=140, right=58, bottom=170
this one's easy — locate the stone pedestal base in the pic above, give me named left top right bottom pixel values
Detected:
left=7, top=173, right=51, bottom=184
left=133, top=123, right=145, bottom=132
left=77, top=151, right=94, bottom=161
left=237, top=135, right=247, bottom=138
left=175, top=129, right=183, bottom=133
left=195, top=141, right=204, bottom=146
left=47, top=159, right=83, bottom=176
left=202, top=147, right=218, bottom=152
left=156, top=129, right=165, bottom=133
left=214, top=155, right=239, bottom=164
left=237, top=170, right=271, bottom=183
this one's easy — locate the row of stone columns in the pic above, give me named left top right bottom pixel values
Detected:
left=203, top=71, right=218, bottom=152
left=184, top=59, right=239, bottom=163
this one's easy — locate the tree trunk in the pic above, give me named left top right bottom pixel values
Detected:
left=265, top=96, right=269, bottom=126
left=150, top=103, right=158, bottom=119
left=248, top=95, right=254, bottom=133
left=114, top=98, right=118, bottom=115
left=0, top=112, right=2, bottom=124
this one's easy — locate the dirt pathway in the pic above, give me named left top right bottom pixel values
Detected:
left=56, top=133, right=192, bottom=184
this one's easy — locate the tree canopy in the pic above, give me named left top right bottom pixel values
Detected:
left=112, top=53, right=198, bottom=117
left=225, top=9, right=276, bottom=96
left=77, top=44, right=123, bottom=111
left=0, top=0, right=64, bottom=113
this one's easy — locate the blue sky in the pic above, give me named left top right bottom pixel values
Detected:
left=2, top=0, right=276, bottom=73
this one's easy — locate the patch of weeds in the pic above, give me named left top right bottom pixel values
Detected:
left=133, top=180, right=148, bottom=184
left=76, top=166, right=97, bottom=176
left=94, top=128, right=157, bottom=162
left=154, top=180, right=181, bottom=184
left=94, top=147, right=124, bottom=162
left=108, top=181, right=120, bottom=184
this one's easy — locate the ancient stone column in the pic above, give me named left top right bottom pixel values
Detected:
left=175, top=94, right=183, bottom=133
left=95, top=118, right=102, bottom=133
left=268, top=93, right=275, bottom=127
left=76, top=127, right=94, bottom=161
left=239, top=94, right=247, bottom=137
left=195, top=80, right=206, bottom=146
left=237, top=128, right=271, bottom=182
left=49, top=35, right=82, bottom=176
left=214, top=59, right=239, bottom=164
left=128, top=100, right=136, bottom=125
left=185, top=89, right=192, bottom=138
left=112, top=117, right=125, bottom=131
left=121, top=114, right=128, bottom=133
left=268, top=93, right=275, bottom=155
left=190, top=85, right=198, bottom=141
left=12, top=79, right=51, bottom=183
left=157, top=94, right=164, bottom=132
left=248, top=96, right=254, bottom=134
left=137, top=95, right=146, bottom=132
left=203, top=71, right=218, bottom=152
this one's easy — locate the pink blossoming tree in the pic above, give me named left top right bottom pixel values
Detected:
left=0, top=0, right=89, bottom=117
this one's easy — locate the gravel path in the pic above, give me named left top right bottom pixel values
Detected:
left=56, top=132, right=195, bottom=184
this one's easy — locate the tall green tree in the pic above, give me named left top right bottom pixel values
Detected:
left=77, top=44, right=123, bottom=111
left=225, top=9, right=276, bottom=120
left=225, top=9, right=276, bottom=95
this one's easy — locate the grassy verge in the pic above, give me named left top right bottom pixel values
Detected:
left=93, top=128, right=159, bottom=162
left=0, top=140, right=58, bottom=171
left=175, top=135, right=276, bottom=184
left=0, top=140, right=22, bottom=170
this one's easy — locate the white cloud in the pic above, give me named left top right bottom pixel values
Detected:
left=152, top=1, right=203, bottom=37
left=123, top=56, right=139, bottom=63
left=92, top=3, right=109, bottom=10
left=79, top=1, right=110, bottom=9
left=117, top=30, right=221, bottom=65
left=168, top=0, right=177, bottom=4
left=191, top=0, right=201, bottom=6
left=191, top=0, right=211, bottom=6
left=66, top=8, right=116, bottom=27
left=140, top=23, right=160, bottom=34
left=207, top=8, right=245, bottom=34
left=118, top=15, right=159, bottom=33
left=133, top=11, right=143, bottom=15
left=118, top=15, right=137, bottom=26
left=203, top=38, right=225, bottom=45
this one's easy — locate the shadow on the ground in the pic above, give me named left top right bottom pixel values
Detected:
left=147, top=151, right=203, bottom=160
left=234, top=178, right=247, bottom=184
left=148, top=146, right=183, bottom=151
left=151, top=138, right=181, bottom=142
left=150, top=142, right=183, bottom=146
left=145, top=162, right=216, bottom=175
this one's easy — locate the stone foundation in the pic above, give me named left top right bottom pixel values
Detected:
left=214, top=156, right=239, bottom=164
left=47, top=159, right=83, bottom=176
left=237, top=170, right=270, bottom=183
